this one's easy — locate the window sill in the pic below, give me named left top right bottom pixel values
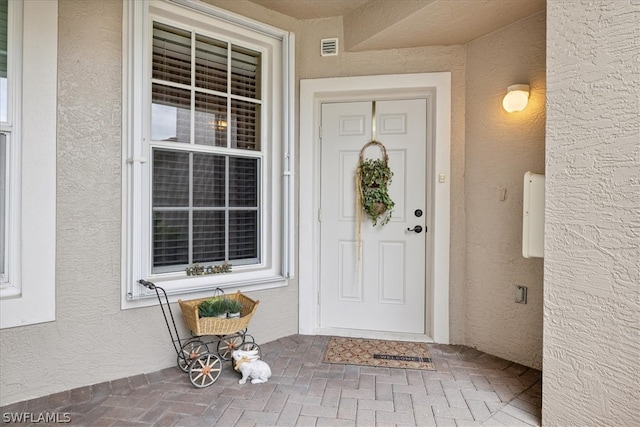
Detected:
left=0, top=284, right=21, bottom=299
left=122, top=274, right=288, bottom=309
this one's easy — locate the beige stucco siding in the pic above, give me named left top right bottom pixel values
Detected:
left=0, top=0, right=301, bottom=406
left=465, top=12, right=546, bottom=369
left=0, top=0, right=547, bottom=405
left=544, top=1, right=640, bottom=425
left=8, top=0, right=636, bottom=415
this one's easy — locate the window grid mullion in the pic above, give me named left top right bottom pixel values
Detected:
left=225, top=155, right=230, bottom=262
left=149, top=79, right=260, bottom=106
left=225, top=40, right=231, bottom=261
left=188, top=31, right=195, bottom=266
left=226, top=40, right=231, bottom=149
left=188, top=152, right=194, bottom=265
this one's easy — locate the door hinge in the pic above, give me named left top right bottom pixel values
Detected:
left=319, top=126, right=323, bottom=140
left=318, top=209, right=322, bottom=222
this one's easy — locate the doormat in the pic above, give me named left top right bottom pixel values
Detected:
left=322, top=337, right=435, bottom=370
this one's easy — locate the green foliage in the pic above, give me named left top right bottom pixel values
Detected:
left=226, top=299, right=243, bottom=314
left=198, top=297, right=244, bottom=318
left=361, top=187, right=395, bottom=226
left=198, top=297, right=228, bottom=318
left=358, top=159, right=393, bottom=188
left=357, top=158, right=394, bottom=226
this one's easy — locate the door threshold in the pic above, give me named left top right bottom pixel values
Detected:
left=314, top=327, right=434, bottom=343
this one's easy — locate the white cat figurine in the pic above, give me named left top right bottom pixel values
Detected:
left=231, top=349, right=272, bottom=384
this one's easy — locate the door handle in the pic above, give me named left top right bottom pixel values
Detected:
left=407, top=225, right=423, bottom=233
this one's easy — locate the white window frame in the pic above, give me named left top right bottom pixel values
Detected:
left=122, top=0, right=294, bottom=307
left=0, top=0, right=21, bottom=294
left=0, top=0, right=57, bottom=329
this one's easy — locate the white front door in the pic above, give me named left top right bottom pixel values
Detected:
left=319, top=99, right=428, bottom=335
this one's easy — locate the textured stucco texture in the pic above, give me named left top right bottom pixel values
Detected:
left=7, top=1, right=637, bottom=417
left=0, top=0, right=547, bottom=405
left=0, top=0, right=300, bottom=406
left=543, top=1, right=640, bottom=426
left=465, top=12, right=546, bottom=369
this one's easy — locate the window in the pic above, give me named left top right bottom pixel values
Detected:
left=123, top=0, right=294, bottom=303
left=1, top=0, right=9, bottom=284
left=150, top=22, right=262, bottom=273
left=0, top=0, right=18, bottom=293
left=1, top=0, right=57, bottom=329
left=0, top=133, right=6, bottom=281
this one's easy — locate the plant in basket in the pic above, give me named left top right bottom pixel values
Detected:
left=358, top=159, right=394, bottom=225
left=226, top=299, right=243, bottom=318
left=198, top=297, right=229, bottom=319
left=356, top=142, right=394, bottom=227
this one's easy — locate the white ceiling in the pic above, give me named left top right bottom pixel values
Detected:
left=247, top=0, right=369, bottom=20
left=247, top=0, right=546, bottom=50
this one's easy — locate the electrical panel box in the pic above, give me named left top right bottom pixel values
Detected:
left=523, top=171, right=545, bottom=258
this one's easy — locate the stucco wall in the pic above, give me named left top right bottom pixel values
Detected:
left=4, top=0, right=611, bottom=408
left=0, top=0, right=300, bottom=406
left=297, top=17, right=468, bottom=344
left=465, top=12, right=546, bottom=369
left=544, top=1, right=640, bottom=425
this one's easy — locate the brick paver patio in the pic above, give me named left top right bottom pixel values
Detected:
left=0, top=335, right=542, bottom=426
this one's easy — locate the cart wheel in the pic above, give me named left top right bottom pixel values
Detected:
left=178, top=340, right=209, bottom=373
left=216, top=334, right=244, bottom=361
left=238, top=341, right=262, bottom=359
left=189, top=353, right=222, bottom=388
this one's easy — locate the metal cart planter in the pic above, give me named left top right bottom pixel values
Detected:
left=138, top=279, right=261, bottom=388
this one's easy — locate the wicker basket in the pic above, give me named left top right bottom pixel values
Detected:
left=178, top=291, right=259, bottom=336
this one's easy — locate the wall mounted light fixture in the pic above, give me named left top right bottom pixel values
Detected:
left=502, top=84, right=530, bottom=112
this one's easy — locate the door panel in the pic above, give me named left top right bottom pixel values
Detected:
left=338, top=241, right=361, bottom=301
left=379, top=241, right=406, bottom=303
left=319, top=99, right=427, bottom=335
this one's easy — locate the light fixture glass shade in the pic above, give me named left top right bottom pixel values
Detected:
left=502, top=84, right=530, bottom=112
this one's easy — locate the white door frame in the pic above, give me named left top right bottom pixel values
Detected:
left=299, top=73, right=451, bottom=343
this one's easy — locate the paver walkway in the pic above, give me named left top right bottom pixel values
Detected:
left=0, top=335, right=542, bottom=426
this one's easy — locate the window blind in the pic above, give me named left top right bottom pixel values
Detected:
left=152, top=148, right=259, bottom=271
left=152, top=22, right=191, bottom=86
left=150, top=22, right=262, bottom=152
left=195, top=34, right=227, bottom=92
left=0, top=0, right=7, bottom=79
left=230, top=45, right=260, bottom=99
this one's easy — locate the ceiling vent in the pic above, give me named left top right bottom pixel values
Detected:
left=320, top=38, right=338, bottom=56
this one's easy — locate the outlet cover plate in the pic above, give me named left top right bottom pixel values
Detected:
left=515, top=285, right=527, bottom=304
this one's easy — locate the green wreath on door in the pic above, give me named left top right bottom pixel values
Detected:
left=356, top=140, right=394, bottom=227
